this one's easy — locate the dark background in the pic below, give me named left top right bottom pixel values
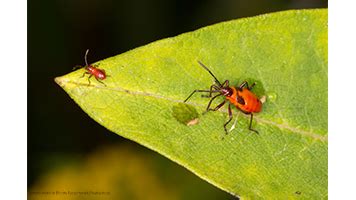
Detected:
left=28, top=0, right=327, bottom=198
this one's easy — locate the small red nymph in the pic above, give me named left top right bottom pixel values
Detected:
left=184, top=61, right=263, bottom=134
left=76, top=49, right=107, bottom=86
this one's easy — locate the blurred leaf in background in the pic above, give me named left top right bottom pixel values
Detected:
left=28, top=144, right=235, bottom=200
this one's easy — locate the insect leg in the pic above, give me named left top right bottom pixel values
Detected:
left=208, top=99, right=226, bottom=112
left=184, top=89, right=211, bottom=102
left=238, top=81, right=248, bottom=89
left=95, top=77, right=107, bottom=86
left=73, top=65, right=83, bottom=70
left=205, top=94, right=222, bottom=112
left=248, top=113, right=259, bottom=134
left=221, top=80, right=229, bottom=87
left=248, top=82, right=256, bottom=90
left=80, top=72, right=90, bottom=78
left=87, top=74, right=93, bottom=86
left=239, top=81, right=257, bottom=90
left=201, top=85, right=220, bottom=98
left=223, top=103, right=233, bottom=134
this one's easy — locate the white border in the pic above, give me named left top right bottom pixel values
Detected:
left=2, top=0, right=355, bottom=199
left=0, top=0, right=27, bottom=199
left=329, top=0, right=356, bottom=199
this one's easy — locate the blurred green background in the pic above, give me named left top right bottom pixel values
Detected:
left=28, top=0, right=327, bottom=199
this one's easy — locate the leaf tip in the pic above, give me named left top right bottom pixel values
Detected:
left=54, top=76, right=66, bottom=88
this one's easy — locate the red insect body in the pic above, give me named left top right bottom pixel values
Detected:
left=77, top=49, right=107, bottom=86
left=184, top=61, right=263, bottom=134
left=85, top=65, right=106, bottom=80
left=227, top=87, right=262, bottom=114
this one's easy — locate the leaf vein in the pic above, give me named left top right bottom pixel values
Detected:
left=62, top=79, right=327, bottom=142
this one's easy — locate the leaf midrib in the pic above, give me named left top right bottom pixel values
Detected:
left=56, top=78, right=327, bottom=142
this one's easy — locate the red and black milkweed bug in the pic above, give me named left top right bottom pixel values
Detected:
left=184, top=61, right=262, bottom=134
left=74, top=49, right=108, bottom=86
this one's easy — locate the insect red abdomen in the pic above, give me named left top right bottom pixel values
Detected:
left=237, top=88, right=262, bottom=113
left=86, top=66, right=106, bottom=80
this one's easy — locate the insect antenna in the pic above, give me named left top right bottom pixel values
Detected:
left=197, top=61, right=222, bottom=87
left=84, top=49, right=90, bottom=66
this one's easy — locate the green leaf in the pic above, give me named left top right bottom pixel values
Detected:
left=55, top=9, right=327, bottom=199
